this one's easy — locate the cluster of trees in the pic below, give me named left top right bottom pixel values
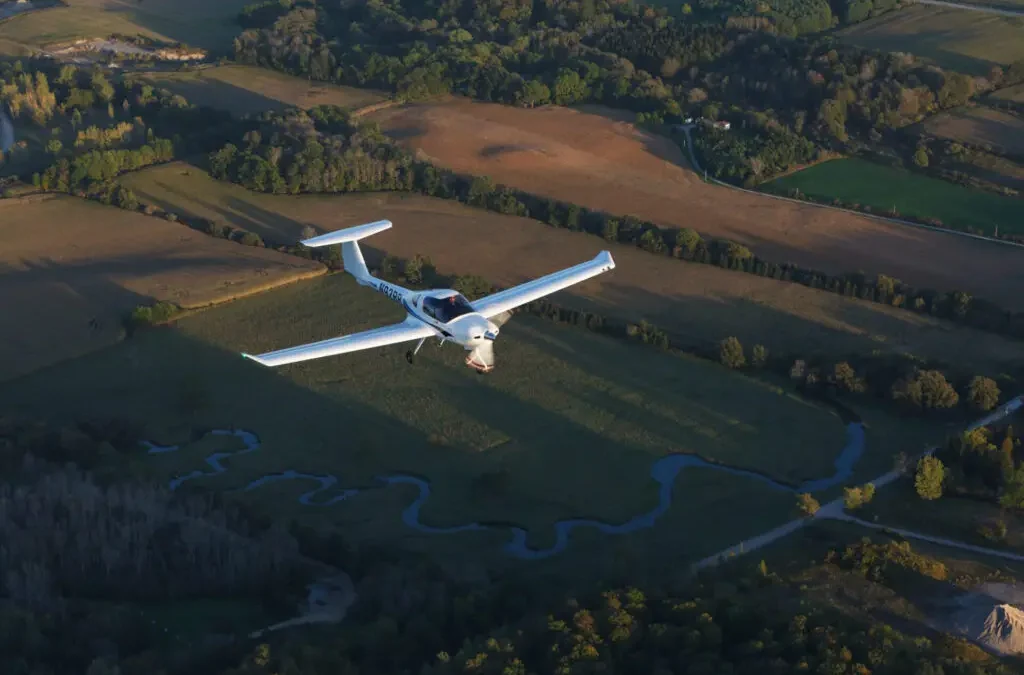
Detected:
left=225, top=556, right=1014, bottom=675
left=919, top=425, right=1023, bottom=507
left=231, top=0, right=988, bottom=184
left=0, top=414, right=311, bottom=674
left=208, top=104, right=1024, bottom=345
left=0, top=60, right=237, bottom=190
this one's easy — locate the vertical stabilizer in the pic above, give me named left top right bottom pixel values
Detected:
left=300, top=220, right=392, bottom=284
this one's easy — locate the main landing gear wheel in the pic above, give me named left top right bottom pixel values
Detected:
left=405, top=350, right=415, bottom=364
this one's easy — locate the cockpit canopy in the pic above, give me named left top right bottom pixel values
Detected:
left=422, top=292, right=475, bottom=324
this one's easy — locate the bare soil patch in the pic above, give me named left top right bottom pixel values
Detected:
left=0, top=194, right=324, bottom=380
left=368, top=98, right=1024, bottom=310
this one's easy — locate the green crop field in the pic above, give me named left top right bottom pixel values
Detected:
left=0, top=271, right=934, bottom=571
left=134, top=65, right=389, bottom=117
left=764, top=157, right=1024, bottom=237
left=838, top=4, right=1024, bottom=75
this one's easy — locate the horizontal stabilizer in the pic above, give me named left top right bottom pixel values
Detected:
left=300, top=220, right=392, bottom=248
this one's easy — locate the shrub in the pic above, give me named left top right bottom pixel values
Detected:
left=719, top=336, right=745, bottom=369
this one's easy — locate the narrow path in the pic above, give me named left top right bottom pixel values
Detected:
left=677, top=126, right=1024, bottom=250
left=914, top=0, right=1024, bottom=17
left=693, top=397, right=1024, bottom=571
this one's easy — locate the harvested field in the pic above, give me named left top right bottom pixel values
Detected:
left=993, top=84, right=1024, bottom=103
left=367, top=97, right=1024, bottom=310
left=0, top=0, right=250, bottom=53
left=837, top=4, right=1024, bottom=75
left=0, top=194, right=324, bottom=381
left=119, top=163, right=1024, bottom=374
left=922, top=105, right=1024, bottom=156
left=135, top=65, right=388, bottom=117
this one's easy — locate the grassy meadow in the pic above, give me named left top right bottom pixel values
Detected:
left=837, top=5, right=1024, bottom=75
left=764, top=157, right=1024, bottom=237
left=133, top=65, right=389, bottom=117
left=0, top=270, right=933, bottom=569
left=118, top=162, right=1024, bottom=374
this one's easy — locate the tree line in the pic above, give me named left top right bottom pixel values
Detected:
left=204, top=104, right=1024, bottom=344
left=230, top=0, right=994, bottom=185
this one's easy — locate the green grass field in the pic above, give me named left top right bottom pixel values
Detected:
left=0, top=270, right=934, bottom=570
left=134, top=65, right=388, bottom=117
left=992, top=83, right=1024, bottom=103
left=764, top=158, right=1024, bottom=237
left=838, top=5, right=1024, bottom=75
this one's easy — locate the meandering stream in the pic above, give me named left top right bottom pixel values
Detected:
left=143, top=420, right=865, bottom=560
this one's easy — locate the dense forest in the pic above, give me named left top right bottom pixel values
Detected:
left=231, top=0, right=991, bottom=184
left=205, top=104, right=1024, bottom=343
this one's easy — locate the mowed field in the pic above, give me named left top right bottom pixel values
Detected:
left=922, top=105, right=1024, bottom=156
left=0, top=194, right=324, bottom=381
left=135, top=65, right=389, bottom=117
left=992, top=84, right=1024, bottom=103
left=119, top=163, right=1024, bottom=374
left=837, top=5, right=1024, bottom=75
left=366, top=98, right=1024, bottom=310
left=0, top=0, right=251, bottom=53
left=0, top=271, right=929, bottom=570
left=766, top=158, right=1024, bottom=236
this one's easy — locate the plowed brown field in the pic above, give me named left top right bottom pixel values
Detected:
left=369, top=98, right=1024, bottom=311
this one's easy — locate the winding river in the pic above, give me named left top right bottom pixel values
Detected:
left=143, top=421, right=865, bottom=560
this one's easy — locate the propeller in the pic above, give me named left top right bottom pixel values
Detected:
left=466, top=341, right=495, bottom=373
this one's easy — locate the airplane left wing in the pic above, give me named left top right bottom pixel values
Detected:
left=471, top=251, right=615, bottom=319
left=242, top=319, right=437, bottom=367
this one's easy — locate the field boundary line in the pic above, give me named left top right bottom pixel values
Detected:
left=912, top=0, right=1024, bottom=16
left=677, top=126, right=1024, bottom=251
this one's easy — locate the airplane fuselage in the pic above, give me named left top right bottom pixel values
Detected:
left=364, top=277, right=499, bottom=351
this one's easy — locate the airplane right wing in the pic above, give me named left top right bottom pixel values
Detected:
left=242, top=319, right=437, bottom=367
left=471, top=251, right=615, bottom=319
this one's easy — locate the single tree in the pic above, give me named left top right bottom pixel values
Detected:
left=796, top=493, right=819, bottom=517
left=966, top=376, right=1000, bottom=412
left=719, top=337, right=745, bottom=369
left=915, top=456, right=945, bottom=500
left=751, top=344, right=768, bottom=368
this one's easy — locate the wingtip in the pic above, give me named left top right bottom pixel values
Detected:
left=241, top=352, right=266, bottom=366
left=598, top=250, right=616, bottom=269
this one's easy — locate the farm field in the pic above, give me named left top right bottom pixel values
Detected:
left=0, top=271, right=934, bottom=571
left=765, top=158, right=1024, bottom=237
left=992, top=84, right=1024, bottom=103
left=921, top=105, right=1024, bottom=156
left=119, top=163, right=1024, bottom=375
left=366, top=97, right=1024, bottom=310
left=837, top=4, right=1024, bottom=75
left=0, top=194, right=324, bottom=381
left=0, top=0, right=251, bottom=53
left=134, top=65, right=389, bottom=117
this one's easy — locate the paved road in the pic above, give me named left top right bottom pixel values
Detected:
left=676, top=126, right=1024, bottom=251
left=915, top=0, right=1024, bottom=16
left=693, top=397, right=1024, bottom=571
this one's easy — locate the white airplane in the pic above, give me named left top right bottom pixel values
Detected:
left=241, top=220, right=616, bottom=373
